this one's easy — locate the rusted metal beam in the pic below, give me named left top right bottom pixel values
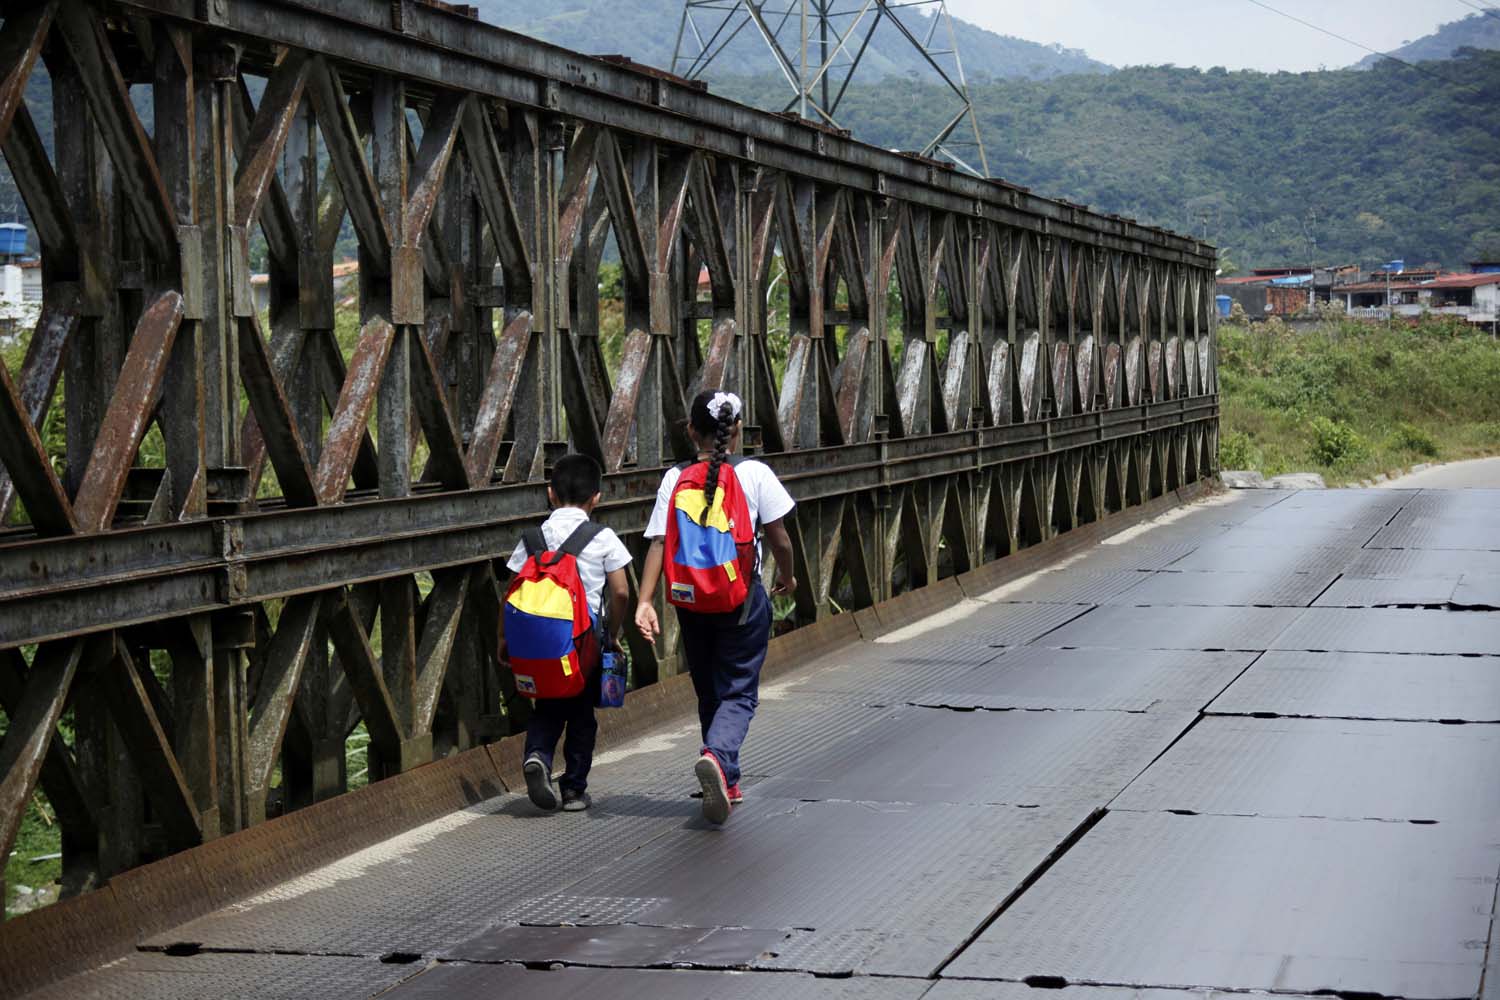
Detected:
left=72, top=292, right=186, bottom=534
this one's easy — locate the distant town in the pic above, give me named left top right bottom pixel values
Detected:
left=1216, top=259, right=1500, bottom=331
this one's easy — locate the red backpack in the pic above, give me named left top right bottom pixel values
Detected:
left=502, top=523, right=603, bottom=699
left=664, top=458, right=757, bottom=614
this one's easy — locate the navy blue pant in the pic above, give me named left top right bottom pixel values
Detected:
left=523, top=667, right=601, bottom=793
left=676, top=584, right=772, bottom=786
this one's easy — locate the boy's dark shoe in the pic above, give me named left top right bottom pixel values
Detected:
left=561, top=789, right=592, bottom=812
left=694, top=751, right=732, bottom=824
left=523, top=754, right=558, bottom=811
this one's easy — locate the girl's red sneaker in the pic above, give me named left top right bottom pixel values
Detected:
left=694, top=751, right=732, bottom=824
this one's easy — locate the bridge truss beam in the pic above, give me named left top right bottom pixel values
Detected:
left=0, top=0, right=1218, bottom=906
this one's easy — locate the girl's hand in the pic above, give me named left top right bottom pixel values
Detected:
left=635, top=602, right=661, bottom=643
left=771, top=573, right=797, bottom=596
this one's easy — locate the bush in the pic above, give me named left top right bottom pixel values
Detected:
left=1218, top=430, right=1256, bottom=470
left=1309, top=416, right=1365, bottom=466
left=1389, top=422, right=1438, bottom=458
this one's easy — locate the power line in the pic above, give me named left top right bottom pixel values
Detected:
left=1241, top=0, right=1487, bottom=96
left=1455, top=0, right=1500, bottom=22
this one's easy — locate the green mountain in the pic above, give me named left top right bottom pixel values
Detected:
left=469, top=0, right=1110, bottom=81
left=716, top=51, right=1500, bottom=270
left=1, top=13, right=1495, bottom=274
left=1358, top=12, right=1500, bottom=67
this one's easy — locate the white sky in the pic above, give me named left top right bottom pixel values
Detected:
left=945, top=0, right=1479, bottom=72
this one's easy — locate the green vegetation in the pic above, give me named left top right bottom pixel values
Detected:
left=719, top=48, right=1500, bottom=269
left=1217, top=316, right=1500, bottom=482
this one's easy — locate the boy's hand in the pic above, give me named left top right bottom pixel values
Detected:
left=495, top=639, right=509, bottom=665
left=634, top=602, right=660, bottom=644
left=771, top=573, right=797, bottom=596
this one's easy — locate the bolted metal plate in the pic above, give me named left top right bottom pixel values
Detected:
left=1270, top=607, right=1500, bottom=656
left=944, top=810, right=1500, bottom=999
left=1452, top=574, right=1500, bottom=609
left=913, top=646, right=1256, bottom=713
left=1104, top=569, right=1339, bottom=608
left=984, top=570, right=1153, bottom=606
left=508, top=797, right=1093, bottom=978
left=1343, top=547, right=1500, bottom=579
left=926, top=985, right=1324, bottom=1000
left=1114, top=715, right=1500, bottom=822
left=752, top=706, right=1198, bottom=808
left=441, top=922, right=794, bottom=968
left=382, top=962, right=934, bottom=998
left=24, top=952, right=421, bottom=1000
left=1166, top=543, right=1362, bottom=575
left=1368, top=515, right=1500, bottom=552
left=145, top=796, right=691, bottom=958
left=1059, top=542, right=1204, bottom=573
left=1209, top=649, right=1500, bottom=722
left=950, top=602, right=1099, bottom=648
left=1314, top=575, right=1460, bottom=607
left=1036, top=605, right=1304, bottom=652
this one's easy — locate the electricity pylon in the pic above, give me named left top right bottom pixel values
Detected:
left=672, top=0, right=990, bottom=177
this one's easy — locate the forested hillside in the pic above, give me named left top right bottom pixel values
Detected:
left=1357, top=12, right=1500, bottom=67
left=1, top=13, right=1496, bottom=271
left=718, top=50, right=1500, bottom=268
left=467, top=0, right=1108, bottom=81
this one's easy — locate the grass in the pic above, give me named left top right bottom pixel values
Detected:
left=5, top=796, right=62, bottom=916
left=1217, top=315, right=1500, bottom=483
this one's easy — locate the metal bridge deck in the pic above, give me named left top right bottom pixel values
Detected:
left=25, top=488, right=1500, bottom=1000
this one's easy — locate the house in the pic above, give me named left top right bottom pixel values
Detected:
left=1216, top=267, right=1314, bottom=318
left=1418, top=267, right=1500, bottom=327
left=1337, top=261, right=1499, bottom=327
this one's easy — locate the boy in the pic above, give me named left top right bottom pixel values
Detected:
left=501, top=454, right=631, bottom=812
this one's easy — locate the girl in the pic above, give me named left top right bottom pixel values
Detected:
left=635, top=390, right=797, bottom=824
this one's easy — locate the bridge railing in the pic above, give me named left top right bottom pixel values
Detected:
left=0, top=0, right=1217, bottom=902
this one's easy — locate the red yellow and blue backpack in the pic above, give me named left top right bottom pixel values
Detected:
left=664, top=457, right=757, bottom=615
left=503, top=523, right=603, bottom=699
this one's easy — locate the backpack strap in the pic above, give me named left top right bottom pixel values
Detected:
left=559, top=521, right=605, bottom=558
left=520, top=526, right=547, bottom=558
left=533, top=520, right=604, bottom=569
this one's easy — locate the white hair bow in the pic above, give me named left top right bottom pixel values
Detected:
left=708, top=391, right=742, bottom=421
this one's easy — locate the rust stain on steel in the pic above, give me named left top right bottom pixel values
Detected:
left=600, top=328, right=653, bottom=471
left=1018, top=332, right=1040, bottom=420
left=0, top=2, right=56, bottom=145
left=988, top=341, right=1011, bottom=424
left=1123, top=336, right=1142, bottom=406
left=554, top=125, right=600, bottom=266
left=231, top=51, right=312, bottom=228
left=0, top=638, right=83, bottom=879
left=1075, top=335, right=1095, bottom=410
left=894, top=336, right=925, bottom=432
left=1147, top=339, right=1163, bottom=401
left=0, top=292, right=79, bottom=523
left=316, top=316, right=396, bottom=504
left=1051, top=342, right=1071, bottom=417
left=835, top=326, right=871, bottom=440
left=697, top=316, right=737, bottom=392
left=943, top=330, right=972, bottom=429
left=1165, top=336, right=1181, bottom=398
left=237, top=315, right=319, bottom=507
left=73, top=291, right=185, bottom=534
left=403, top=93, right=467, bottom=244
left=465, top=311, right=533, bottom=485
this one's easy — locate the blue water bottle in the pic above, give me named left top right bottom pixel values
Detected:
left=598, top=650, right=626, bottom=708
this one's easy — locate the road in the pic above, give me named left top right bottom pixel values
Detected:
left=23, top=488, right=1500, bottom=1000
left=1380, top=456, right=1500, bottom=489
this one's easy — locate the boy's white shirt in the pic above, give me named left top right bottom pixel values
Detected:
left=506, top=507, right=632, bottom=615
left=644, top=458, right=796, bottom=566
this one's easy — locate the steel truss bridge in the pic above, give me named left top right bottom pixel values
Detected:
left=0, top=0, right=1217, bottom=963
